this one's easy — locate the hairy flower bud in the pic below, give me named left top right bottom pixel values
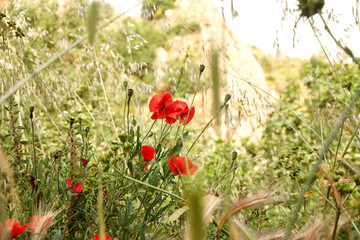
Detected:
left=30, top=106, right=34, bottom=119
left=123, top=81, right=128, bottom=88
left=232, top=151, right=238, bottom=161
left=224, top=94, right=231, bottom=104
left=199, top=64, right=205, bottom=74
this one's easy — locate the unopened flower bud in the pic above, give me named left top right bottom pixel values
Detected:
left=30, top=106, right=34, bottom=119
left=128, top=88, right=134, bottom=98
left=232, top=151, right=238, bottom=161
left=123, top=81, right=128, bottom=88
left=199, top=64, right=205, bottom=74
left=119, top=132, right=128, bottom=143
left=224, top=94, right=231, bottom=103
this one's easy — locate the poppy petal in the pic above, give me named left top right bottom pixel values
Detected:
left=180, top=106, right=195, bottom=125
left=168, top=156, right=198, bottom=176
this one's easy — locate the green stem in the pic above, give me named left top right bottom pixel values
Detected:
left=333, top=119, right=345, bottom=168
left=332, top=210, right=341, bottom=240
left=319, top=13, right=360, bottom=66
left=341, top=119, right=360, bottom=159
left=111, top=164, right=186, bottom=202
left=127, top=99, right=130, bottom=134
left=186, top=105, right=225, bottom=155
left=141, top=119, right=157, bottom=143
left=123, top=86, right=127, bottom=132
left=283, top=86, right=360, bottom=240
left=31, top=115, right=37, bottom=177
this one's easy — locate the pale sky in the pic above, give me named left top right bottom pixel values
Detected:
left=104, top=0, right=360, bottom=60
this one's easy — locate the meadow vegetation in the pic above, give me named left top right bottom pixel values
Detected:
left=1, top=0, right=360, bottom=239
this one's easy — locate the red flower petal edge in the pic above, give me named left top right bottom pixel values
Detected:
left=141, top=145, right=155, bottom=161
left=82, top=158, right=89, bottom=167
left=92, top=234, right=112, bottom=240
left=149, top=93, right=173, bottom=120
left=3, top=219, right=25, bottom=239
left=66, top=178, right=83, bottom=195
left=168, top=156, right=198, bottom=176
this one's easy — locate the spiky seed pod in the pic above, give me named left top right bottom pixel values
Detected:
left=298, top=0, right=325, bottom=18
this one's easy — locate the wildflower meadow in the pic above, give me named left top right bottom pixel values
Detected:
left=1, top=0, right=360, bottom=239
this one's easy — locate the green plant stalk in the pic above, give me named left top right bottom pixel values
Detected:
left=181, top=65, right=203, bottom=136
left=0, top=3, right=141, bottom=105
left=332, top=210, right=341, bottom=240
left=110, top=164, right=186, bottom=201
left=323, top=186, right=331, bottom=216
left=96, top=57, right=119, bottom=142
left=97, top=183, right=106, bottom=240
left=283, top=85, right=360, bottom=239
left=333, top=119, right=345, bottom=168
left=319, top=13, right=360, bottom=66
left=186, top=104, right=225, bottom=155
left=309, top=19, right=351, bottom=101
left=189, top=191, right=204, bottom=240
left=127, top=98, right=130, bottom=134
left=341, top=185, right=357, bottom=207
left=30, top=114, right=37, bottom=178
left=341, top=119, right=360, bottom=158
left=141, top=119, right=157, bottom=143
left=123, top=85, right=127, bottom=132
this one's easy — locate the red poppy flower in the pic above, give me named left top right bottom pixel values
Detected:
left=179, top=106, right=195, bottom=125
left=66, top=178, right=83, bottom=195
left=92, top=234, right=112, bottom=240
left=141, top=145, right=155, bottom=161
left=1, top=219, right=25, bottom=239
left=82, top=158, right=89, bottom=167
left=149, top=93, right=174, bottom=120
left=24, top=215, right=52, bottom=234
left=168, top=156, right=198, bottom=176
left=165, top=101, right=195, bottom=125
